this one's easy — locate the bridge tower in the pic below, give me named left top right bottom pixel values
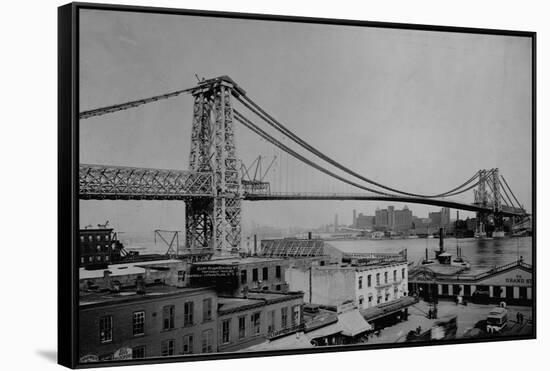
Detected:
left=474, top=170, right=489, bottom=236
left=185, top=77, right=243, bottom=252
left=492, top=168, right=504, bottom=231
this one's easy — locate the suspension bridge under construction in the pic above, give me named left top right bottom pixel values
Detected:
left=79, top=75, right=529, bottom=252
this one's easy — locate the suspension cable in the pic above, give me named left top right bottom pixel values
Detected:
left=234, top=110, right=393, bottom=196
left=79, top=87, right=194, bottom=120
left=236, top=94, right=480, bottom=198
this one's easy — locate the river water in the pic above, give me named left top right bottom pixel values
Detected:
left=328, top=237, right=533, bottom=269
left=123, top=235, right=532, bottom=270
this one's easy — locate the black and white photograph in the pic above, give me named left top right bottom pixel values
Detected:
left=60, top=2, right=535, bottom=367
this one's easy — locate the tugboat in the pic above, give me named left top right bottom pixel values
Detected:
left=420, top=228, right=471, bottom=270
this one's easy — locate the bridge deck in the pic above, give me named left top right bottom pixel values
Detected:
left=78, top=165, right=527, bottom=217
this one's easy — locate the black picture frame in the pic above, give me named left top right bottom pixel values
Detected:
left=58, top=2, right=536, bottom=369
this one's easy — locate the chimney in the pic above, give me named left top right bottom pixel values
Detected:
left=308, top=231, right=312, bottom=240
left=136, top=275, right=146, bottom=295
left=439, top=227, right=444, bottom=252
left=253, top=234, right=257, bottom=256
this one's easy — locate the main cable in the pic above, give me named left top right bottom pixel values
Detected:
left=236, top=94, right=480, bottom=198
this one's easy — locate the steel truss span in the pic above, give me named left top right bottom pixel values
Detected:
left=79, top=164, right=213, bottom=200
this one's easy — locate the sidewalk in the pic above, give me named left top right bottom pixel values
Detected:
left=363, top=299, right=533, bottom=345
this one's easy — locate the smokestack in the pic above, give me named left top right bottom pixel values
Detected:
left=253, top=234, right=257, bottom=256
left=439, top=227, right=444, bottom=252
left=136, top=275, right=146, bottom=295
left=308, top=231, right=312, bottom=240
left=334, top=213, right=338, bottom=232
left=425, top=247, right=428, bottom=261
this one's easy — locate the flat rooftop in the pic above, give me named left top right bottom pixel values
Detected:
left=79, top=259, right=183, bottom=280
left=218, top=291, right=303, bottom=314
left=193, top=256, right=286, bottom=266
left=80, top=285, right=213, bottom=308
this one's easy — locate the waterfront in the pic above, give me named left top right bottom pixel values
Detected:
left=124, top=235, right=532, bottom=270
left=329, top=237, right=533, bottom=268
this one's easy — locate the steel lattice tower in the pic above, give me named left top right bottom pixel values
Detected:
left=186, top=77, right=242, bottom=252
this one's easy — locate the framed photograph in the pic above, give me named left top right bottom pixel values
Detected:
left=58, top=2, right=536, bottom=368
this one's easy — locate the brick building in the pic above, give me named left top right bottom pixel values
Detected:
left=79, top=286, right=218, bottom=362
left=216, top=291, right=304, bottom=352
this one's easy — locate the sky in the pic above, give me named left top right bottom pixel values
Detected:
left=79, top=9, right=532, bottom=234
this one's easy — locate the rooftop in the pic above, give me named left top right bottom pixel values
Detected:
left=80, top=285, right=213, bottom=308
left=193, top=256, right=286, bottom=266
left=79, top=259, right=183, bottom=280
left=218, top=291, right=304, bottom=315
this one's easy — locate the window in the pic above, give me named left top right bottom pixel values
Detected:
left=177, top=270, right=185, bottom=283
left=367, top=275, right=372, bottom=287
left=161, top=339, right=175, bottom=356
left=276, top=265, right=281, bottom=279
left=376, top=273, right=380, bottom=285
left=385, top=290, right=390, bottom=302
left=384, top=272, right=388, bottom=284
left=368, top=295, right=373, bottom=307
left=268, top=310, right=276, bottom=333
left=393, top=270, right=397, bottom=282
left=292, top=305, right=300, bottom=326
left=238, top=316, right=246, bottom=339
left=262, top=267, right=269, bottom=281
left=281, top=307, right=288, bottom=328
left=251, top=312, right=261, bottom=335
left=80, top=236, right=84, bottom=242
left=203, top=298, right=212, bottom=322
left=358, top=276, right=363, bottom=289
left=182, top=335, right=194, bottom=355
left=402, top=268, right=406, bottom=279
left=240, top=269, right=247, bottom=284
left=133, top=311, right=145, bottom=336
left=184, top=301, right=194, bottom=326
left=132, top=345, right=145, bottom=359
left=359, top=295, right=364, bottom=307
left=99, top=316, right=113, bottom=343
left=222, top=319, right=231, bottom=344
left=201, top=330, right=213, bottom=353
left=252, top=268, right=258, bottom=282
left=163, top=305, right=175, bottom=330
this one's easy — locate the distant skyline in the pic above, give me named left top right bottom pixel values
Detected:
left=79, top=10, right=532, bottom=235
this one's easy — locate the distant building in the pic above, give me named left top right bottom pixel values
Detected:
left=428, top=207, right=451, bottom=229
left=374, top=206, right=412, bottom=233
left=352, top=209, right=357, bottom=227
left=375, top=208, right=389, bottom=230
left=356, top=213, right=375, bottom=229
left=428, top=211, right=442, bottom=227
left=394, top=206, right=413, bottom=233
left=79, top=228, right=124, bottom=269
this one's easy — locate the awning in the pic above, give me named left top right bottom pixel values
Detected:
left=243, top=332, right=314, bottom=351
left=338, top=309, right=373, bottom=337
left=305, top=322, right=343, bottom=339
